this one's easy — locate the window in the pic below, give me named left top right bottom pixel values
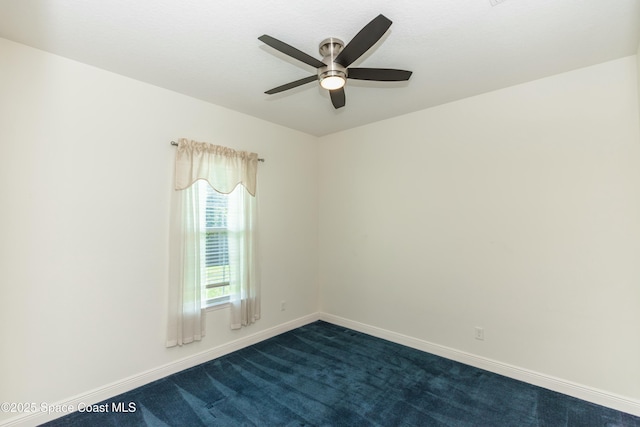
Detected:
left=197, top=180, right=231, bottom=307
left=167, top=139, right=260, bottom=347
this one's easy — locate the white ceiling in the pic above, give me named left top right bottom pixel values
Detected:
left=1, top=0, right=639, bottom=136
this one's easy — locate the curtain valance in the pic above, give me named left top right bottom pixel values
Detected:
left=174, top=138, right=259, bottom=196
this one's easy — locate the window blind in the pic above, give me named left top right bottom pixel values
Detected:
left=197, top=181, right=231, bottom=304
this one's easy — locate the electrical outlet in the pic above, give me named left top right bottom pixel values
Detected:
left=280, top=300, right=286, bottom=311
left=474, top=327, right=484, bottom=341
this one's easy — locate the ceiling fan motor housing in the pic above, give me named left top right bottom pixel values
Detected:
left=318, top=38, right=347, bottom=83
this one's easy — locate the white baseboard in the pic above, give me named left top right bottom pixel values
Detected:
left=319, top=312, right=640, bottom=417
left=4, top=312, right=639, bottom=426
left=1, top=313, right=320, bottom=427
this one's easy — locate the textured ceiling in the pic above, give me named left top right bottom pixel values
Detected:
left=1, top=0, right=639, bottom=136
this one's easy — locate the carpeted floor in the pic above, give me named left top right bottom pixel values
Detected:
left=43, top=321, right=640, bottom=426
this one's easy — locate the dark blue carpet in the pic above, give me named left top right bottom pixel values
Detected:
left=42, top=321, right=640, bottom=426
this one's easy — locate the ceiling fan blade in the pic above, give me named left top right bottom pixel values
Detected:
left=348, top=68, right=412, bottom=81
left=330, top=87, right=346, bottom=109
left=265, top=75, right=318, bottom=94
left=259, top=35, right=326, bottom=69
left=334, top=14, right=392, bottom=68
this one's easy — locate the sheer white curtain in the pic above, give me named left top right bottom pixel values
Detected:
left=227, top=185, right=260, bottom=329
left=166, top=138, right=260, bottom=347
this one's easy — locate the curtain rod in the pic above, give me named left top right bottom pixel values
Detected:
left=170, top=141, right=265, bottom=162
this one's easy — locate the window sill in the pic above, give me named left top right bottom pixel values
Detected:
left=204, top=301, right=230, bottom=312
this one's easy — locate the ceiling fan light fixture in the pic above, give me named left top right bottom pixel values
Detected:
left=320, top=73, right=346, bottom=90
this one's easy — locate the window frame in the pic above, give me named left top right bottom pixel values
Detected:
left=198, top=181, right=233, bottom=309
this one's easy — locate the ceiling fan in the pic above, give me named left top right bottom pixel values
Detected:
left=258, top=14, right=412, bottom=109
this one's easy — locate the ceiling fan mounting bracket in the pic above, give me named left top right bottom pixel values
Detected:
left=319, top=37, right=344, bottom=57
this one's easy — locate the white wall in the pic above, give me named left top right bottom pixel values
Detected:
left=0, top=37, right=318, bottom=423
left=637, top=40, right=640, bottom=123
left=318, top=56, right=640, bottom=401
